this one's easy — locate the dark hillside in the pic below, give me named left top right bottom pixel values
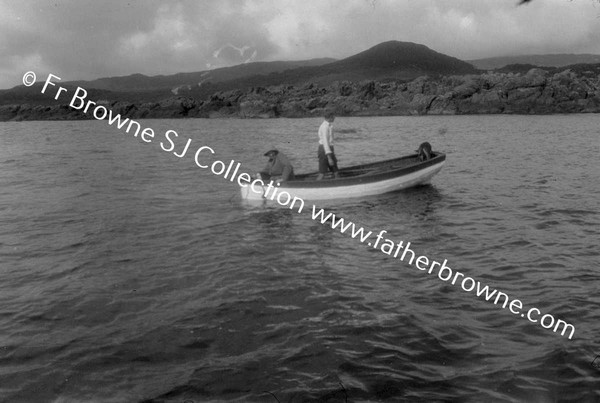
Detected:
left=180, top=41, right=479, bottom=99
left=8, top=41, right=599, bottom=120
left=496, top=62, right=600, bottom=77
left=331, top=41, right=477, bottom=75
left=0, top=41, right=478, bottom=105
left=470, top=53, right=600, bottom=70
left=66, top=58, right=336, bottom=92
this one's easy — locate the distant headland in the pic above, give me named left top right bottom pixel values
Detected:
left=1, top=41, right=599, bottom=121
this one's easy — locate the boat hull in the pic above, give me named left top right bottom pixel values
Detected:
left=240, top=152, right=446, bottom=201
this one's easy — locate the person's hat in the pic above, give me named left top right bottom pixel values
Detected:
left=263, top=149, right=279, bottom=156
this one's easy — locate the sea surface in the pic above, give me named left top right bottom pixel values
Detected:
left=0, top=115, right=599, bottom=403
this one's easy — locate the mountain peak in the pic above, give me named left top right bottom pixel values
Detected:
left=334, top=40, right=477, bottom=75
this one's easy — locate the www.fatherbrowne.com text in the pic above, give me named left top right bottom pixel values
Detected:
left=309, top=206, right=575, bottom=339
left=31, top=72, right=575, bottom=340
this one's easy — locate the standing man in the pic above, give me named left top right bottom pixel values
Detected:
left=317, top=112, right=339, bottom=180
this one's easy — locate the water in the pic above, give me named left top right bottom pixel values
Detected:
left=0, top=115, right=598, bottom=402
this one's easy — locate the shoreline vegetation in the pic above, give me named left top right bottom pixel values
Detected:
left=2, top=67, right=599, bottom=122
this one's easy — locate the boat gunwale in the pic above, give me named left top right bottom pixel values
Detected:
left=279, top=152, right=446, bottom=189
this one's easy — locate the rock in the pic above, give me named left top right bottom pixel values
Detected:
left=358, top=81, right=378, bottom=100
left=239, top=99, right=277, bottom=118
left=306, top=97, right=326, bottom=110
left=524, top=68, right=548, bottom=87
left=337, top=81, right=353, bottom=96
left=2, top=66, right=600, bottom=121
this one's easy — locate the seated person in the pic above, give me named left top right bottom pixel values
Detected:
left=416, top=142, right=432, bottom=161
left=259, top=149, right=295, bottom=183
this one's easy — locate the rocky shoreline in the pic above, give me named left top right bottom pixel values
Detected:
left=1, top=68, right=599, bottom=121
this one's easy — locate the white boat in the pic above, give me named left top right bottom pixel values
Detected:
left=240, top=151, right=446, bottom=201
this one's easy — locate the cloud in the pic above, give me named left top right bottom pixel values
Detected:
left=0, top=0, right=279, bottom=88
left=258, top=0, right=600, bottom=60
left=1, top=0, right=599, bottom=89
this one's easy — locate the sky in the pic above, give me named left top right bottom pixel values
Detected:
left=1, top=0, right=600, bottom=89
